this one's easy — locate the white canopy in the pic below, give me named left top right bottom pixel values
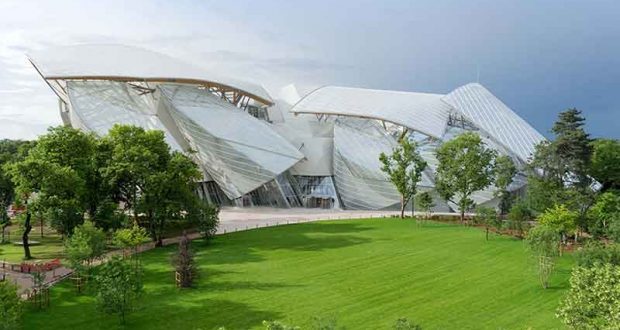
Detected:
left=28, top=44, right=273, bottom=105
left=443, top=83, right=545, bottom=163
left=289, top=86, right=452, bottom=138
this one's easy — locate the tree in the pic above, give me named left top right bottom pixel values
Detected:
left=590, top=138, right=620, bottom=191
left=379, top=138, right=427, bottom=219
left=538, top=204, right=577, bottom=246
left=587, top=192, right=620, bottom=238
left=0, top=140, right=34, bottom=246
left=194, top=201, right=220, bottom=242
left=135, top=152, right=202, bottom=246
left=113, top=225, right=149, bottom=277
left=526, top=225, right=561, bottom=289
left=415, top=191, right=434, bottom=219
left=172, top=233, right=197, bottom=288
left=103, top=126, right=201, bottom=245
left=0, top=280, right=22, bottom=330
left=474, top=206, right=500, bottom=241
left=506, top=200, right=532, bottom=238
left=557, top=264, right=620, bottom=328
left=65, top=221, right=106, bottom=289
left=494, top=155, right=517, bottom=215
left=95, top=256, right=142, bottom=324
left=435, top=132, right=496, bottom=223
left=102, top=125, right=171, bottom=223
left=528, top=109, right=595, bottom=233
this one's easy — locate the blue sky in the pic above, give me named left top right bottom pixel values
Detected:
left=0, top=0, right=618, bottom=139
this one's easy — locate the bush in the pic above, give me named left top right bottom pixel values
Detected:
left=415, top=192, right=434, bottom=219
left=95, top=256, right=142, bottom=324
left=575, top=241, right=620, bottom=267
left=557, top=264, right=620, bottom=329
left=262, top=320, right=299, bottom=330
left=394, top=318, right=422, bottom=330
left=506, top=200, right=532, bottom=237
left=474, top=206, right=500, bottom=240
left=311, top=315, right=342, bottom=330
left=0, top=280, right=22, bottom=330
left=526, top=225, right=561, bottom=289
left=196, top=201, right=219, bottom=242
left=538, top=204, right=577, bottom=240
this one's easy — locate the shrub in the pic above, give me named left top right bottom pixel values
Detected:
left=95, top=256, right=142, bottom=324
left=575, top=241, right=620, bottom=267
left=415, top=192, right=434, bottom=219
left=262, top=320, right=299, bottom=330
left=506, top=200, right=532, bottom=237
left=394, top=318, right=422, bottom=330
left=311, top=315, right=342, bottom=330
left=0, top=280, right=22, bottom=330
left=557, top=264, right=620, bottom=329
left=196, top=201, right=219, bottom=242
left=538, top=204, right=577, bottom=241
left=526, top=225, right=561, bottom=289
left=474, top=206, right=500, bottom=240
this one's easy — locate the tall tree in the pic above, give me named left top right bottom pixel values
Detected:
left=0, top=140, right=33, bottom=243
left=104, top=125, right=202, bottom=246
left=435, top=132, right=496, bottom=222
left=551, top=108, right=592, bottom=188
left=590, top=138, right=620, bottom=192
left=494, top=155, right=517, bottom=215
left=528, top=109, right=595, bottom=233
left=379, top=138, right=427, bottom=219
left=102, top=125, right=171, bottom=223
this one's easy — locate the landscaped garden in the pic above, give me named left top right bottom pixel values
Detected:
left=23, top=219, right=572, bottom=329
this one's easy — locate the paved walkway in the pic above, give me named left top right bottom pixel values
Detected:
left=2, top=207, right=403, bottom=297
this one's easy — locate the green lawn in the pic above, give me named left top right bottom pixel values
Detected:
left=23, top=219, right=572, bottom=329
left=0, top=225, right=65, bottom=263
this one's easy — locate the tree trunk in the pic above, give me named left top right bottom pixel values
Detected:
left=460, top=209, right=465, bottom=224
left=486, top=226, right=489, bottom=241
left=23, top=211, right=33, bottom=260
left=400, top=196, right=405, bottom=219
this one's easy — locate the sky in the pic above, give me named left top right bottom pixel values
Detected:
left=0, top=0, right=618, bottom=140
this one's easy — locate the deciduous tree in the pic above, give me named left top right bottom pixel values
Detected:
left=435, top=132, right=496, bottom=223
left=494, top=155, right=517, bottom=215
left=379, top=138, right=427, bottom=219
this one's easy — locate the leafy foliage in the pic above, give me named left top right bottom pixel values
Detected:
left=393, top=318, right=422, bottom=330
left=95, top=256, right=142, bottom=324
left=379, top=138, right=427, bottom=218
left=494, top=155, right=517, bottom=214
left=415, top=191, right=434, bottom=219
left=537, top=204, right=577, bottom=239
left=590, top=138, right=620, bottom=191
left=0, top=280, right=22, bottom=330
left=527, top=109, right=595, bottom=232
left=262, top=320, right=300, bottom=330
left=587, top=192, right=620, bottom=239
left=526, top=225, right=561, bottom=289
left=103, top=125, right=202, bottom=245
left=557, top=264, right=620, bottom=329
left=474, top=206, right=500, bottom=240
left=506, top=200, right=532, bottom=237
left=65, top=221, right=106, bottom=279
left=435, top=132, right=496, bottom=222
left=575, top=241, right=620, bottom=267
left=194, top=201, right=220, bottom=242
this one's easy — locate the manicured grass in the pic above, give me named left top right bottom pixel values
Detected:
left=0, top=225, right=65, bottom=263
left=23, top=219, right=572, bottom=329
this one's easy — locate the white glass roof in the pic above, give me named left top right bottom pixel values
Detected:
left=289, top=86, right=452, bottom=138
left=443, top=83, right=545, bottom=163
left=158, top=84, right=303, bottom=199
left=28, top=44, right=272, bottom=105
